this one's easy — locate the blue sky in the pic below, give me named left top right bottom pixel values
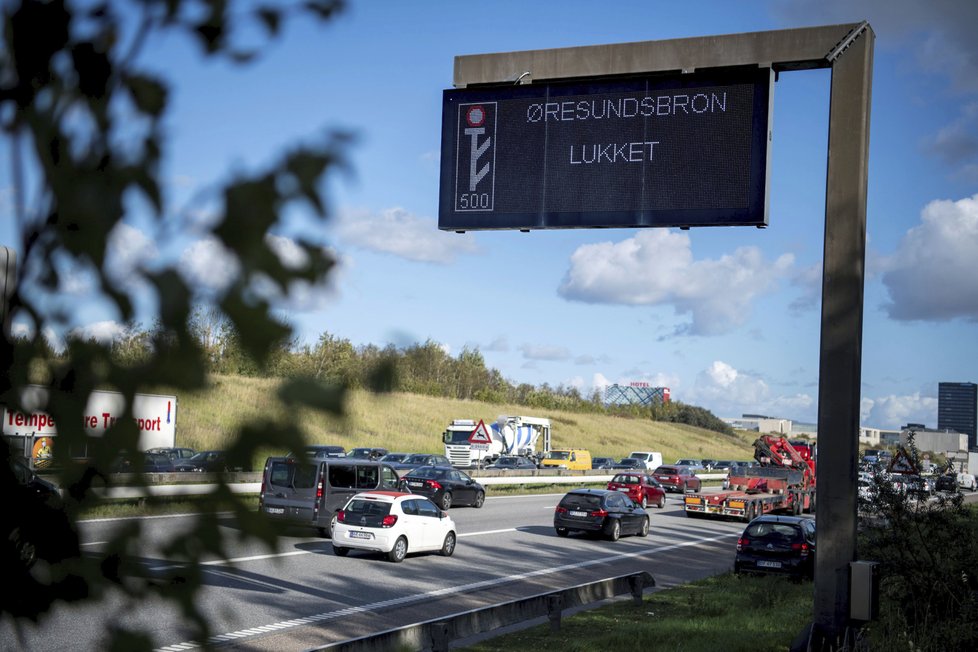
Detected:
left=4, top=0, right=978, bottom=431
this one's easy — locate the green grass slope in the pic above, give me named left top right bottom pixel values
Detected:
left=171, top=374, right=757, bottom=463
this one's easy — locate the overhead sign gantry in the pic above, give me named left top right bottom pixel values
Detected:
left=441, top=22, right=874, bottom=647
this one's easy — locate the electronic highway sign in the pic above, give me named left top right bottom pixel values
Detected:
left=439, top=67, right=773, bottom=231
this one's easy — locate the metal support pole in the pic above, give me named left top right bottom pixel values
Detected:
left=813, top=25, right=874, bottom=645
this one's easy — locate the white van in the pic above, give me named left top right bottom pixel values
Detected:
left=628, top=451, right=663, bottom=471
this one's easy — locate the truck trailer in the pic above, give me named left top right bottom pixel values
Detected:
left=683, top=435, right=816, bottom=521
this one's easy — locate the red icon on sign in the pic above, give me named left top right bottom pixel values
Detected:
left=466, top=105, right=486, bottom=127
left=468, top=419, right=493, bottom=445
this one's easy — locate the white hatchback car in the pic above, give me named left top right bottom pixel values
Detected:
left=331, top=491, right=457, bottom=562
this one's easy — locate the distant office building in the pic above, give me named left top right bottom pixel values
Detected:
left=938, top=382, right=977, bottom=450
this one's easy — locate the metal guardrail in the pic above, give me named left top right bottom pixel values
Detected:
left=312, top=570, right=655, bottom=652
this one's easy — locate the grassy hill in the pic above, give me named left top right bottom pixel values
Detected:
left=171, top=374, right=757, bottom=465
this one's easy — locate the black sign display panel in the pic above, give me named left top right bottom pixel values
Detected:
left=439, top=67, right=772, bottom=231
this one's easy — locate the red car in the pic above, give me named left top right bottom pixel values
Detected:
left=652, top=465, right=702, bottom=493
left=606, top=473, right=667, bottom=509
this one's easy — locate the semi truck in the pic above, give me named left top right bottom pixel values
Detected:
left=683, top=435, right=816, bottom=521
left=443, top=415, right=551, bottom=468
left=2, top=385, right=178, bottom=467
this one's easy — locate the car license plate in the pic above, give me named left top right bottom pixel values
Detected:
left=349, top=531, right=372, bottom=540
left=569, top=510, right=588, bottom=517
left=265, top=507, right=284, bottom=514
left=408, top=481, right=423, bottom=487
left=615, top=488, right=629, bottom=493
left=758, top=560, right=782, bottom=568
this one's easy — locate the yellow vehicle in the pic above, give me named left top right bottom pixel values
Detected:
left=539, top=449, right=592, bottom=471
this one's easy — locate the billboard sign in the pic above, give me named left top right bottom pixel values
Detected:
left=440, top=67, right=773, bottom=231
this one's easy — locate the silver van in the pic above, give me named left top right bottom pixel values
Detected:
left=259, top=456, right=400, bottom=537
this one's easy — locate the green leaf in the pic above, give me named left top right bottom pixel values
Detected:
left=124, top=74, right=168, bottom=118
left=256, top=7, right=281, bottom=37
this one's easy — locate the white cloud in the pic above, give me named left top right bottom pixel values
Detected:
left=685, top=360, right=815, bottom=421
left=519, top=343, right=572, bottom=361
left=265, top=233, right=310, bottom=270
left=179, top=238, right=240, bottom=293
left=484, top=336, right=509, bottom=353
left=592, top=372, right=613, bottom=391
left=879, top=194, right=978, bottom=321
left=861, top=393, right=938, bottom=430
left=69, top=320, right=126, bottom=343
left=336, top=207, right=480, bottom=264
left=106, top=223, right=158, bottom=286
left=558, top=230, right=793, bottom=335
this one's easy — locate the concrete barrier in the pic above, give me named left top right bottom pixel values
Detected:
left=310, top=571, right=655, bottom=652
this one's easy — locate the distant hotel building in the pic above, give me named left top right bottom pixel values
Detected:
left=604, top=383, right=670, bottom=406
left=938, top=382, right=977, bottom=450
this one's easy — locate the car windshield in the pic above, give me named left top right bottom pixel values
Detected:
left=546, top=451, right=570, bottom=460
left=188, top=453, right=209, bottom=463
left=403, top=454, right=430, bottom=464
left=655, top=467, right=678, bottom=475
left=344, top=498, right=392, bottom=517
left=380, top=453, right=407, bottom=462
left=619, top=459, right=638, bottom=465
left=612, top=474, right=640, bottom=484
left=746, top=522, right=802, bottom=539
left=495, top=457, right=517, bottom=465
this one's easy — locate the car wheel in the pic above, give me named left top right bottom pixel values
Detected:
left=657, top=495, right=665, bottom=509
left=555, top=527, right=569, bottom=537
left=440, top=492, right=453, bottom=510
left=388, top=536, right=408, bottom=563
left=638, top=517, right=650, bottom=537
left=640, top=495, right=647, bottom=509
left=333, top=545, right=349, bottom=557
left=682, top=482, right=688, bottom=494
left=606, top=519, right=621, bottom=542
left=327, top=514, right=338, bottom=538
left=440, top=532, right=456, bottom=557
left=473, top=490, right=485, bottom=508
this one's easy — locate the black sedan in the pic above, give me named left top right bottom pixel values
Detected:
left=399, top=466, right=485, bottom=510
left=486, top=456, right=537, bottom=470
left=389, top=453, right=453, bottom=473
left=591, top=457, right=616, bottom=470
left=553, top=488, right=650, bottom=541
left=612, top=458, right=646, bottom=471
left=174, top=450, right=249, bottom=472
left=734, top=514, right=816, bottom=579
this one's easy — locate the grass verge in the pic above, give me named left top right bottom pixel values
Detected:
left=461, top=573, right=813, bottom=652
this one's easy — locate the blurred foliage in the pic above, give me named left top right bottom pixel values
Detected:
left=859, top=432, right=978, bottom=651
left=0, top=0, right=348, bottom=648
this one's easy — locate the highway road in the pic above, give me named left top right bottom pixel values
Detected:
left=2, top=490, right=744, bottom=651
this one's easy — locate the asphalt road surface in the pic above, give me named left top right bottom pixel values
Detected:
left=2, top=491, right=744, bottom=651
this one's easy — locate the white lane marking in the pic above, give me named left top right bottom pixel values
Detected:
left=148, top=529, right=518, bottom=570
left=80, top=541, right=106, bottom=547
left=457, top=528, right=516, bottom=537
left=153, top=530, right=737, bottom=652
left=82, top=511, right=234, bottom=524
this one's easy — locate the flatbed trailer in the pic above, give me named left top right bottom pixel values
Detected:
left=683, top=436, right=816, bottom=522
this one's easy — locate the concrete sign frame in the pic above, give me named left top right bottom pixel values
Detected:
left=452, top=22, right=874, bottom=645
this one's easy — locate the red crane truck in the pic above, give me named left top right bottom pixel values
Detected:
left=683, top=435, right=816, bottom=521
